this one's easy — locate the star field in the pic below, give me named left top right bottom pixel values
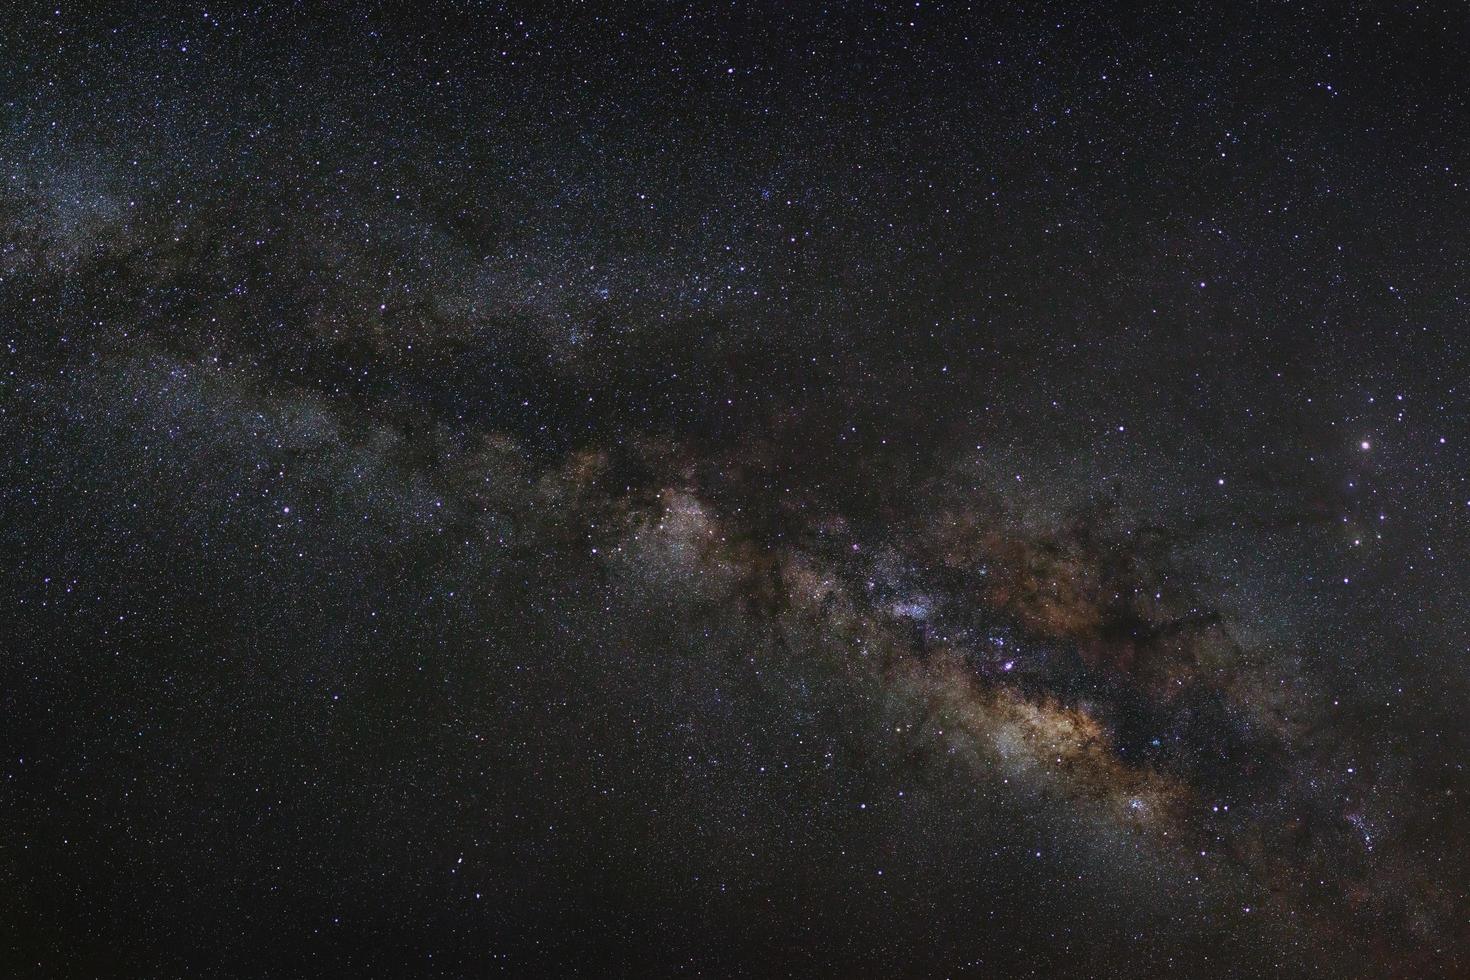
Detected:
left=2, top=3, right=1469, bottom=977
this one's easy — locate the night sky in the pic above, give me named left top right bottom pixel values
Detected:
left=3, top=3, right=1469, bottom=977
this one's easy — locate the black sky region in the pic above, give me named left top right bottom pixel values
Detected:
left=3, top=2, right=1469, bottom=977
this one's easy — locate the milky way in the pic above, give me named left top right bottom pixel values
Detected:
left=3, top=4, right=1469, bottom=977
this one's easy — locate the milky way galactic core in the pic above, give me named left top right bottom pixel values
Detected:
left=3, top=4, right=1468, bottom=977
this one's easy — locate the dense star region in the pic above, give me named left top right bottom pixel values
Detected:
left=3, top=3, right=1468, bottom=977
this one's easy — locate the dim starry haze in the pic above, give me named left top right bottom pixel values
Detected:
left=2, top=2, right=1469, bottom=977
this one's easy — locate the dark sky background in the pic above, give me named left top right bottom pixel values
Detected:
left=3, top=3, right=1468, bottom=977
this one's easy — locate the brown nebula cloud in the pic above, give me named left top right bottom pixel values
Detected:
left=550, top=435, right=1464, bottom=971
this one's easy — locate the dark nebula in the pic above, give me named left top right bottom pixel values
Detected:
left=3, top=3, right=1468, bottom=977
